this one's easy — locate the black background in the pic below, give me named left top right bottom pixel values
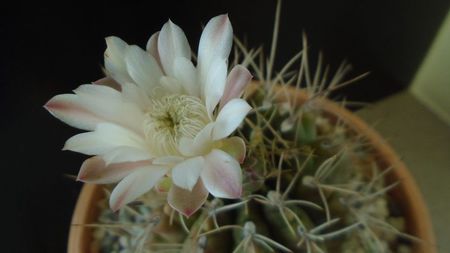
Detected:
left=2, top=0, right=449, bottom=252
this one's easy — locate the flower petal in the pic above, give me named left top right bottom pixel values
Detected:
left=63, top=123, right=148, bottom=155
left=201, top=149, right=242, bottom=198
left=204, top=58, right=227, bottom=117
left=125, top=45, right=163, bottom=96
left=74, top=83, right=122, bottom=99
left=121, top=82, right=151, bottom=110
left=93, top=77, right=121, bottom=91
left=173, top=57, right=199, bottom=96
left=102, top=146, right=152, bottom=165
left=158, top=20, right=191, bottom=76
left=171, top=156, right=205, bottom=191
left=219, top=65, right=252, bottom=109
left=218, top=137, right=246, bottom=164
left=45, top=84, right=145, bottom=134
left=178, top=138, right=195, bottom=156
left=198, top=14, right=233, bottom=86
left=44, top=94, right=105, bottom=131
left=178, top=122, right=214, bottom=156
left=74, top=84, right=145, bottom=133
left=212, top=98, right=252, bottom=140
left=104, top=36, right=132, bottom=85
left=146, top=31, right=162, bottom=69
left=109, top=166, right=168, bottom=211
left=168, top=180, right=208, bottom=217
left=159, top=76, right=184, bottom=95
left=77, top=156, right=152, bottom=184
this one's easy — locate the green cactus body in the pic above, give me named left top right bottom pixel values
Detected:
left=296, top=111, right=318, bottom=145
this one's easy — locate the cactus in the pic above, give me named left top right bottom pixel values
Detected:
left=92, top=78, right=415, bottom=252
left=89, top=2, right=417, bottom=252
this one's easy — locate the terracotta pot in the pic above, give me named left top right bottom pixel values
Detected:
left=67, top=85, right=437, bottom=253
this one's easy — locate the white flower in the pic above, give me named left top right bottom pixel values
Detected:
left=45, top=15, right=253, bottom=216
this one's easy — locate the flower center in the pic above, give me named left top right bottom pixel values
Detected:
left=144, top=95, right=209, bottom=156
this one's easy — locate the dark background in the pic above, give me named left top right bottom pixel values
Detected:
left=2, top=0, right=449, bottom=252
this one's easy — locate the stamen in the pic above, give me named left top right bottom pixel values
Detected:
left=143, top=95, right=209, bottom=156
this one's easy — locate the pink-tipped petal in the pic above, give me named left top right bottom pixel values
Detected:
left=201, top=149, right=242, bottom=199
left=198, top=15, right=233, bottom=84
left=44, top=94, right=104, bottom=131
left=77, top=156, right=152, bottom=184
left=109, top=166, right=168, bottom=211
left=63, top=123, right=148, bottom=156
left=212, top=98, right=252, bottom=140
left=219, top=137, right=246, bottom=164
left=158, top=20, right=191, bottom=76
left=45, top=84, right=144, bottom=134
left=219, top=65, right=252, bottom=109
left=168, top=180, right=209, bottom=217
left=74, top=84, right=144, bottom=134
left=93, top=77, right=121, bottom=91
left=125, top=45, right=163, bottom=96
left=204, top=58, right=227, bottom=117
left=171, top=156, right=205, bottom=191
left=146, top=32, right=163, bottom=70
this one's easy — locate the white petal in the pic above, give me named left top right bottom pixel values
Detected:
left=93, top=77, right=121, bottom=91
left=159, top=76, right=184, bottom=95
left=178, top=138, right=195, bottom=156
left=74, top=83, right=121, bottom=99
left=74, top=85, right=144, bottom=134
left=125, top=45, right=163, bottom=95
left=201, top=149, right=242, bottom=198
left=198, top=14, right=233, bottom=86
left=121, top=82, right=151, bottom=110
left=146, top=32, right=162, bottom=69
left=158, top=20, right=191, bottom=76
left=102, top=146, right=152, bottom=165
left=172, top=156, right=205, bottom=191
left=173, top=57, right=199, bottom=96
left=105, top=36, right=127, bottom=64
left=212, top=98, right=252, bottom=140
left=168, top=180, right=208, bottom=217
left=104, top=36, right=132, bottom=85
left=204, top=58, right=227, bottom=117
left=178, top=122, right=214, bottom=156
left=109, top=166, right=168, bottom=211
left=192, top=123, right=215, bottom=150
left=77, top=156, right=152, bottom=184
left=219, top=65, right=252, bottom=109
left=63, top=123, right=148, bottom=155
